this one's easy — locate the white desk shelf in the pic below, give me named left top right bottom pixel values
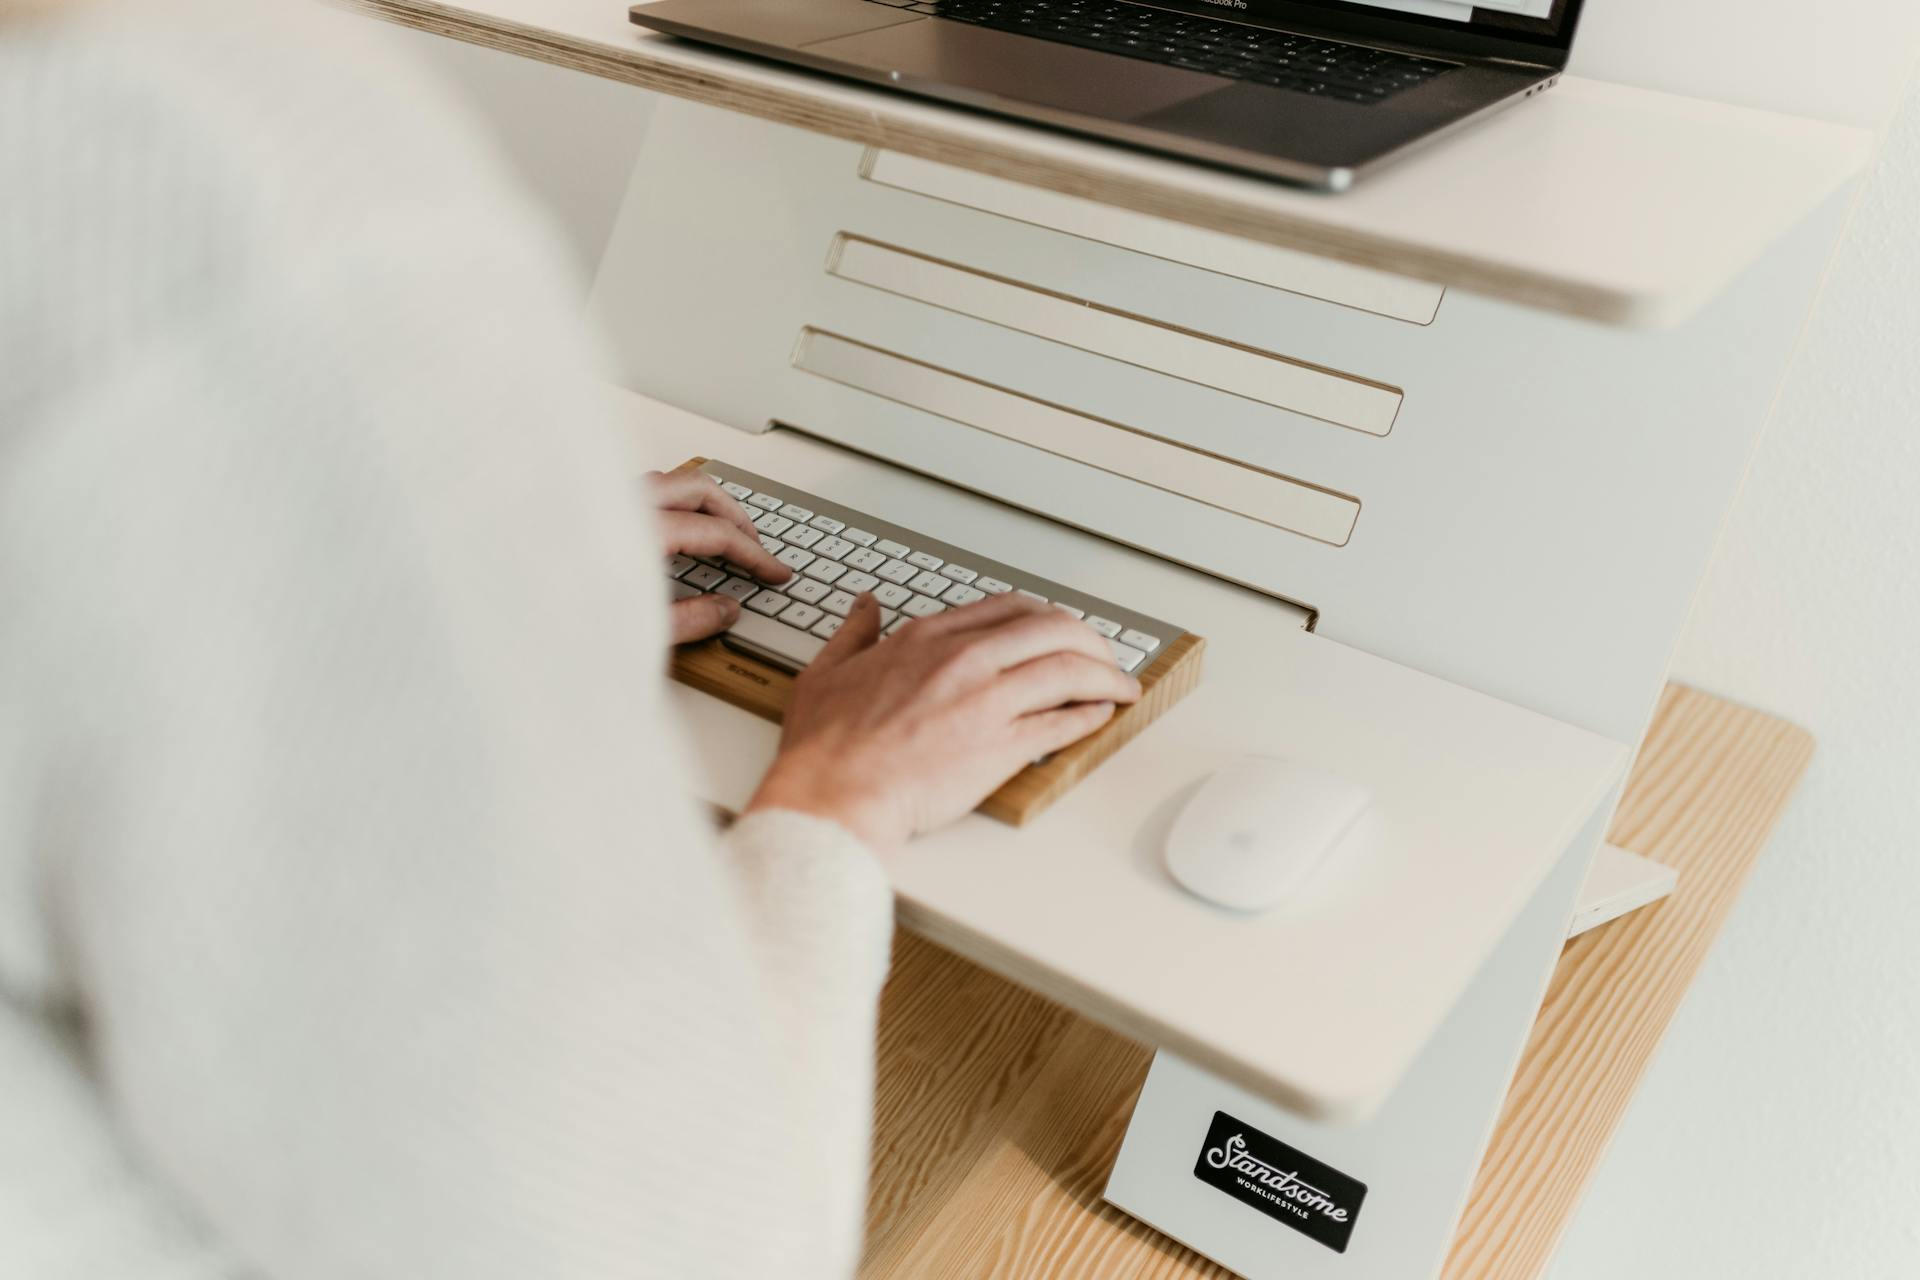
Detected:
left=356, top=0, right=1871, bottom=325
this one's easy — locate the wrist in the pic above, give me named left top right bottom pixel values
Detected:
left=746, top=760, right=905, bottom=855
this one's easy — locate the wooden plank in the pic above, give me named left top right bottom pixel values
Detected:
left=1438, top=684, right=1815, bottom=1279
left=859, top=684, right=1814, bottom=1278
left=664, top=457, right=1207, bottom=826
left=344, top=0, right=1872, bottom=327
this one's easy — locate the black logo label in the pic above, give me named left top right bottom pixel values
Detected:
left=1192, top=1111, right=1367, bottom=1254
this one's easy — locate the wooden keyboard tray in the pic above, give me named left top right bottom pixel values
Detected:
left=665, top=457, right=1207, bottom=825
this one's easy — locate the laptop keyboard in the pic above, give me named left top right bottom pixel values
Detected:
left=862, top=0, right=1457, bottom=103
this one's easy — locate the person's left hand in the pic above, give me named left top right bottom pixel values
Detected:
left=646, top=468, right=793, bottom=643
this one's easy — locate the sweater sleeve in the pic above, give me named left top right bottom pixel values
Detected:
left=0, top=3, right=893, bottom=1278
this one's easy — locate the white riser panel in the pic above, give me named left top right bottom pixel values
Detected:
left=860, top=149, right=1446, bottom=325
left=827, top=236, right=1404, bottom=436
left=591, top=97, right=1852, bottom=741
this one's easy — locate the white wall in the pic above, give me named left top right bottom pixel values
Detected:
left=1553, top=69, right=1920, bottom=1280
left=401, top=25, right=1920, bottom=1278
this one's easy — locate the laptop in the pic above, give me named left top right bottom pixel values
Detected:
left=628, top=0, right=1585, bottom=191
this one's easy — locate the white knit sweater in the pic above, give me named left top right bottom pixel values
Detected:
left=0, top=3, right=894, bottom=1277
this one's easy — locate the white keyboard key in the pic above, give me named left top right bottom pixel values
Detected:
left=822, top=590, right=859, bottom=617
left=738, top=501, right=758, bottom=522
left=908, top=571, right=950, bottom=598
left=781, top=525, right=824, bottom=549
left=1054, top=603, right=1086, bottom=620
left=903, top=595, right=947, bottom=619
left=814, top=536, right=855, bottom=561
left=811, top=615, right=843, bottom=640
left=754, top=513, right=793, bottom=536
left=787, top=578, right=831, bottom=605
left=809, top=515, right=845, bottom=534
left=880, top=608, right=900, bottom=626
left=977, top=577, right=1013, bottom=595
left=780, top=602, right=824, bottom=630
left=720, top=481, right=753, bottom=500
left=876, top=559, right=917, bottom=585
left=726, top=609, right=827, bottom=669
left=944, top=584, right=985, bottom=607
left=758, top=535, right=782, bottom=555
left=906, top=550, right=943, bottom=571
left=939, top=564, right=978, bottom=584
left=875, top=538, right=910, bottom=558
left=1120, top=629, right=1162, bottom=653
left=1085, top=616, right=1122, bottom=639
left=747, top=492, right=783, bottom=511
left=778, top=504, right=814, bottom=523
left=721, top=560, right=758, bottom=579
left=1106, top=638, right=1148, bottom=672
left=716, top=576, right=760, bottom=602
left=746, top=588, right=791, bottom=617
left=683, top=564, right=727, bottom=590
left=776, top=545, right=816, bottom=573
left=883, top=617, right=910, bottom=636
left=670, top=579, right=702, bottom=601
left=838, top=571, right=880, bottom=595
left=1016, top=589, right=1047, bottom=603
left=844, top=547, right=886, bottom=572
left=873, top=582, right=913, bottom=608
left=803, top=559, right=847, bottom=584
left=842, top=528, right=878, bottom=547
left=668, top=554, right=697, bottom=578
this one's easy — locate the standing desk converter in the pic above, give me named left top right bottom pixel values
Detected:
left=353, top=1, right=1891, bottom=1273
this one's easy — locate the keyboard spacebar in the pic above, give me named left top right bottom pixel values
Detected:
left=721, top=609, right=827, bottom=673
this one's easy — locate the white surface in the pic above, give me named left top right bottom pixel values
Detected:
left=829, top=236, right=1403, bottom=434
left=1571, top=0, right=1920, bottom=130
left=1108, top=796, right=1620, bottom=1280
left=792, top=329, right=1363, bottom=546
left=1553, top=68, right=1920, bottom=1280
left=612, top=387, right=1627, bottom=1121
left=862, top=150, right=1445, bottom=324
left=1566, top=843, right=1677, bottom=939
left=384, top=0, right=1874, bottom=325
left=593, top=96, right=1850, bottom=744
left=381, top=18, right=654, bottom=280
left=1164, top=757, right=1374, bottom=912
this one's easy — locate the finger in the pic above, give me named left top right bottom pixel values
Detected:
left=647, top=469, right=760, bottom=538
left=1014, top=700, right=1119, bottom=759
left=985, top=651, right=1142, bottom=720
left=671, top=592, right=741, bottom=645
left=809, top=593, right=883, bottom=673
left=659, top=510, right=791, bottom=582
left=959, top=607, right=1120, bottom=676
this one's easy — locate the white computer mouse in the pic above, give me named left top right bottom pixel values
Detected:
left=1165, top=756, right=1372, bottom=912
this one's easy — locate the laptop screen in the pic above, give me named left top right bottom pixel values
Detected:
left=1276, top=0, right=1581, bottom=51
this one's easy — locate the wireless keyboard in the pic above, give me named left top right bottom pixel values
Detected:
left=661, top=459, right=1206, bottom=824
left=671, top=462, right=1187, bottom=677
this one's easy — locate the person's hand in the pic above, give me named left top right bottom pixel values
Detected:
left=646, top=468, right=791, bottom=643
left=744, top=592, right=1143, bottom=853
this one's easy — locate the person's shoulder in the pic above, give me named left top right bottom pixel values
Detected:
left=18, top=0, right=519, bottom=227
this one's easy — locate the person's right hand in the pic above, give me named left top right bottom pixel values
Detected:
left=744, top=592, right=1142, bottom=853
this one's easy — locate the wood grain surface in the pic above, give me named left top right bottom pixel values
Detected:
left=860, top=684, right=1814, bottom=1278
left=664, top=458, right=1207, bottom=826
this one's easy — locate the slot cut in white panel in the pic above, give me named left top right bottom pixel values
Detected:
left=862, top=150, right=1445, bottom=325
left=793, top=329, right=1362, bottom=547
left=828, top=236, right=1404, bottom=436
